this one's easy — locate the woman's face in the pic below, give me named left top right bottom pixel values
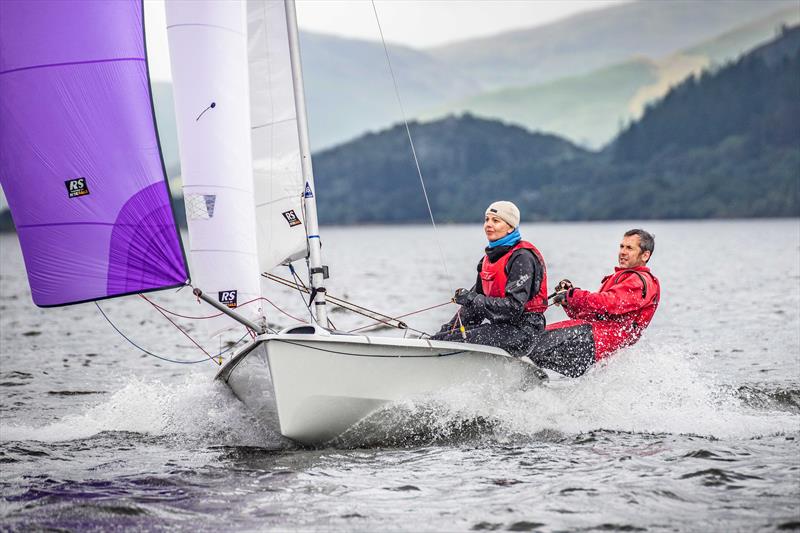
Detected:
left=484, top=214, right=513, bottom=242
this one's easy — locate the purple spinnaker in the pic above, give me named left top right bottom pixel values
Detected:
left=0, top=0, right=188, bottom=307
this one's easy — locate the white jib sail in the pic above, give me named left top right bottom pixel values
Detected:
left=247, top=0, right=309, bottom=272
left=166, top=0, right=263, bottom=335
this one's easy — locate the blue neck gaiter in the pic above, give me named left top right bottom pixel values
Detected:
left=488, top=227, right=521, bottom=248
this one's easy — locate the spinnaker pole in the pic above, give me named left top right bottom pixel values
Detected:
left=284, top=0, right=328, bottom=328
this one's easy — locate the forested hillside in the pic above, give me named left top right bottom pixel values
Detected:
left=312, top=26, right=800, bottom=222
left=605, top=25, right=800, bottom=217
left=313, top=116, right=590, bottom=224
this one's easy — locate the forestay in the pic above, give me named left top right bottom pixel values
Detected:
left=0, top=0, right=188, bottom=307
left=248, top=0, right=309, bottom=272
left=166, top=0, right=263, bottom=331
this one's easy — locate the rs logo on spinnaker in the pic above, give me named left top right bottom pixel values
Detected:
left=218, top=290, right=238, bottom=308
left=65, top=177, right=90, bottom=198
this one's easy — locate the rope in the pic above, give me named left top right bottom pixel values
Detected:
left=141, top=292, right=306, bottom=327
left=260, top=294, right=308, bottom=324
left=347, top=316, right=428, bottom=337
left=289, top=264, right=317, bottom=324
left=139, top=294, right=265, bottom=320
left=346, top=300, right=452, bottom=334
left=264, top=270, right=453, bottom=336
left=370, top=0, right=450, bottom=281
left=141, top=296, right=218, bottom=359
left=264, top=272, right=407, bottom=329
left=95, top=302, right=247, bottom=365
left=275, top=338, right=465, bottom=358
left=394, top=300, right=452, bottom=320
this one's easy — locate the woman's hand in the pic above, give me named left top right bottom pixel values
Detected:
left=453, top=288, right=477, bottom=306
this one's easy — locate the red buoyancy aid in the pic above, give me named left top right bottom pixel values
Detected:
left=480, top=241, right=548, bottom=314
left=556, top=266, right=660, bottom=360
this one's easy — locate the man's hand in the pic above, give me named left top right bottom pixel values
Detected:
left=552, top=292, right=567, bottom=306
left=453, top=288, right=477, bottom=306
left=555, top=279, right=573, bottom=293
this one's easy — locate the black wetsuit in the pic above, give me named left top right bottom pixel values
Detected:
left=431, top=244, right=545, bottom=356
left=527, top=323, right=596, bottom=377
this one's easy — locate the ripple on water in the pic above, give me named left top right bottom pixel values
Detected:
left=0, top=371, right=34, bottom=387
left=679, top=467, right=764, bottom=486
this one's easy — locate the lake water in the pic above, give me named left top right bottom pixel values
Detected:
left=1, top=220, right=799, bottom=531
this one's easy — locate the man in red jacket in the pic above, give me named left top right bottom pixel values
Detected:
left=526, top=229, right=660, bottom=377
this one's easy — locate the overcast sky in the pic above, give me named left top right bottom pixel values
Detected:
left=144, top=0, right=627, bottom=81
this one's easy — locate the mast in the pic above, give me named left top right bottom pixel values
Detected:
left=284, top=0, right=328, bottom=328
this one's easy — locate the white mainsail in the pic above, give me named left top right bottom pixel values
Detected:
left=166, top=0, right=263, bottom=333
left=247, top=0, right=308, bottom=272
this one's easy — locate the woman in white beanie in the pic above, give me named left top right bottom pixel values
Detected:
left=431, top=201, right=549, bottom=356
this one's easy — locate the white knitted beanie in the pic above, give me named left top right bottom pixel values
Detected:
left=485, top=201, right=520, bottom=228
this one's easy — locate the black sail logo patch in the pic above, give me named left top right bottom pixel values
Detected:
left=218, top=290, right=238, bottom=308
left=65, top=177, right=89, bottom=198
left=282, top=210, right=302, bottom=227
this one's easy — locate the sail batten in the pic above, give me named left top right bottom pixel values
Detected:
left=0, top=0, right=188, bottom=307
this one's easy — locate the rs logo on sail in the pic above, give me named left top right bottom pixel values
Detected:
left=218, top=290, right=238, bottom=308
left=65, top=177, right=90, bottom=198
left=282, top=210, right=302, bottom=227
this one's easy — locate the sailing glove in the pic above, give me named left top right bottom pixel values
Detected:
left=453, top=288, right=477, bottom=306
left=552, top=292, right=568, bottom=306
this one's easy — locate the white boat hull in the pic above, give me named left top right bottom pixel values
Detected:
left=216, top=331, right=547, bottom=445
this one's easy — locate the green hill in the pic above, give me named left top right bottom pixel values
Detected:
left=430, top=60, right=657, bottom=149
left=313, top=115, right=589, bottom=224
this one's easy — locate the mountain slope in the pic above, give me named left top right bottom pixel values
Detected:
left=428, top=0, right=797, bottom=89
left=430, top=7, right=800, bottom=149
left=300, top=32, right=480, bottom=150
left=430, top=60, right=657, bottom=149
left=613, top=25, right=800, bottom=162
left=312, top=27, right=800, bottom=223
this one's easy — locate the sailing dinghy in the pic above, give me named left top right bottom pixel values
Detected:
left=1, top=0, right=547, bottom=447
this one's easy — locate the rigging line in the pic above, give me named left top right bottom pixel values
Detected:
left=394, top=300, right=453, bottom=319
left=140, top=294, right=219, bottom=360
left=275, top=339, right=465, bottom=358
left=264, top=273, right=402, bottom=323
left=346, top=310, right=424, bottom=335
left=95, top=302, right=248, bottom=365
left=346, top=300, right=452, bottom=334
left=370, top=0, right=450, bottom=281
left=268, top=271, right=404, bottom=329
left=139, top=294, right=270, bottom=321
left=347, top=321, right=428, bottom=336
left=264, top=272, right=446, bottom=333
left=289, top=264, right=317, bottom=325
left=260, top=294, right=308, bottom=324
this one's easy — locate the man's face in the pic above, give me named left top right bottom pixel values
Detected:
left=618, top=235, right=650, bottom=268
left=484, top=214, right=513, bottom=242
